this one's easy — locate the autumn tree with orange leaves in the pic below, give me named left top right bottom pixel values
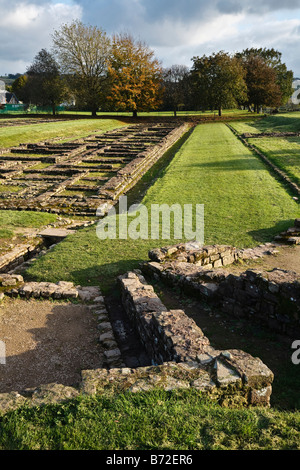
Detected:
left=107, top=33, right=163, bottom=117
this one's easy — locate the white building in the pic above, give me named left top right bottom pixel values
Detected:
left=0, top=80, right=19, bottom=105
left=291, top=79, right=300, bottom=105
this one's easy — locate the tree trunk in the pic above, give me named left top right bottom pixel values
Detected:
left=218, top=107, right=222, bottom=117
left=132, top=110, right=137, bottom=118
left=91, top=109, right=97, bottom=117
left=52, top=102, right=56, bottom=116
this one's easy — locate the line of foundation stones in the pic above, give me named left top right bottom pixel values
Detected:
left=147, top=218, right=300, bottom=268
left=226, top=124, right=300, bottom=199
left=43, top=122, right=189, bottom=216
left=0, top=123, right=189, bottom=217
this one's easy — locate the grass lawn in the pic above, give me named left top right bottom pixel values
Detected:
left=0, top=389, right=299, bottom=450
left=249, top=136, right=300, bottom=187
left=0, top=210, right=59, bottom=255
left=0, top=210, right=57, bottom=229
left=229, top=111, right=300, bottom=135
left=26, top=122, right=299, bottom=292
left=0, top=118, right=128, bottom=148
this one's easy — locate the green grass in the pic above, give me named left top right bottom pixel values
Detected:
left=0, top=118, right=128, bottom=148
left=0, top=210, right=59, bottom=250
left=0, top=228, right=14, bottom=239
left=0, top=389, right=300, bottom=450
left=0, top=185, right=22, bottom=193
left=230, top=111, right=300, bottom=135
left=0, top=210, right=57, bottom=228
left=26, top=123, right=299, bottom=292
left=249, top=136, right=300, bottom=186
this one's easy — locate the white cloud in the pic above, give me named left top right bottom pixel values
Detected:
left=0, top=1, right=82, bottom=74
left=152, top=14, right=300, bottom=76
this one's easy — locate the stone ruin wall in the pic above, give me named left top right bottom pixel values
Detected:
left=118, top=271, right=274, bottom=408
left=144, top=221, right=300, bottom=337
left=0, top=267, right=275, bottom=412
left=0, top=122, right=190, bottom=217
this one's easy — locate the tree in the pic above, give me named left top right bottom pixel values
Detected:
left=236, top=48, right=294, bottom=110
left=26, top=49, right=69, bottom=115
left=107, top=33, right=163, bottom=117
left=239, top=55, right=282, bottom=112
left=52, top=20, right=111, bottom=116
left=162, top=65, right=190, bottom=116
left=191, top=51, right=247, bottom=116
left=11, top=74, right=30, bottom=103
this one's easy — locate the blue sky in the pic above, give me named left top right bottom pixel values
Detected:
left=0, top=0, right=299, bottom=77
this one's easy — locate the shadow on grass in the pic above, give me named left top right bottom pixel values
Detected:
left=69, top=219, right=298, bottom=291
left=186, top=156, right=265, bottom=171
left=70, top=258, right=147, bottom=294
left=244, top=115, right=300, bottom=134
left=247, top=219, right=297, bottom=244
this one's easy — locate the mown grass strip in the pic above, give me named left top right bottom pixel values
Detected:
left=229, top=111, right=300, bottom=135
left=0, top=210, right=57, bottom=228
left=0, top=118, right=128, bottom=148
left=248, top=136, right=300, bottom=187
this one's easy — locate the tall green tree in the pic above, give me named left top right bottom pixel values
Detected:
left=107, top=33, right=163, bottom=117
left=52, top=20, right=111, bottom=116
left=191, top=51, right=247, bottom=116
left=26, top=49, right=69, bottom=115
left=236, top=48, right=293, bottom=110
left=162, top=65, right=190, bottom=116
left=11, top=74, right=30, bottom=103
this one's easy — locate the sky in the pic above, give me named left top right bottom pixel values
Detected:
left=0, top=0, right=300, bottom=77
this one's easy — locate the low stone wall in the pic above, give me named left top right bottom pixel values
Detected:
left=143, top=261, right=300, bottom=337
left=118, top=271, right=274, bottom=407
left=0, top=240, right=44, bottom=273
left=97, top=122, right=190, bottom=203
left=148, top=241, right=280, bottom=268
left=119, top=272, right=210, bottom=364
left=218, top=268, right=300, bottom=336
left=0, top=352, right=273, bottom=414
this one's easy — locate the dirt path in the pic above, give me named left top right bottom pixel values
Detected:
left=0, top=298, right=104, bottom=393
left=222, top=244, right=300, bottom=276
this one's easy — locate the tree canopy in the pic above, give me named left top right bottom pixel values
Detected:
left=236, top=48, right=294, bottom=110
left=12, top=21, right=295, bottom=116
left=26, top=49, right=69, bottom=114
left=162, top=65, right=190, bottom=116
left=107, top=33, right=163, bottom=117
left=52, top=20, right=111, bottom=116
left=191, top=52, right=247, bottom=116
